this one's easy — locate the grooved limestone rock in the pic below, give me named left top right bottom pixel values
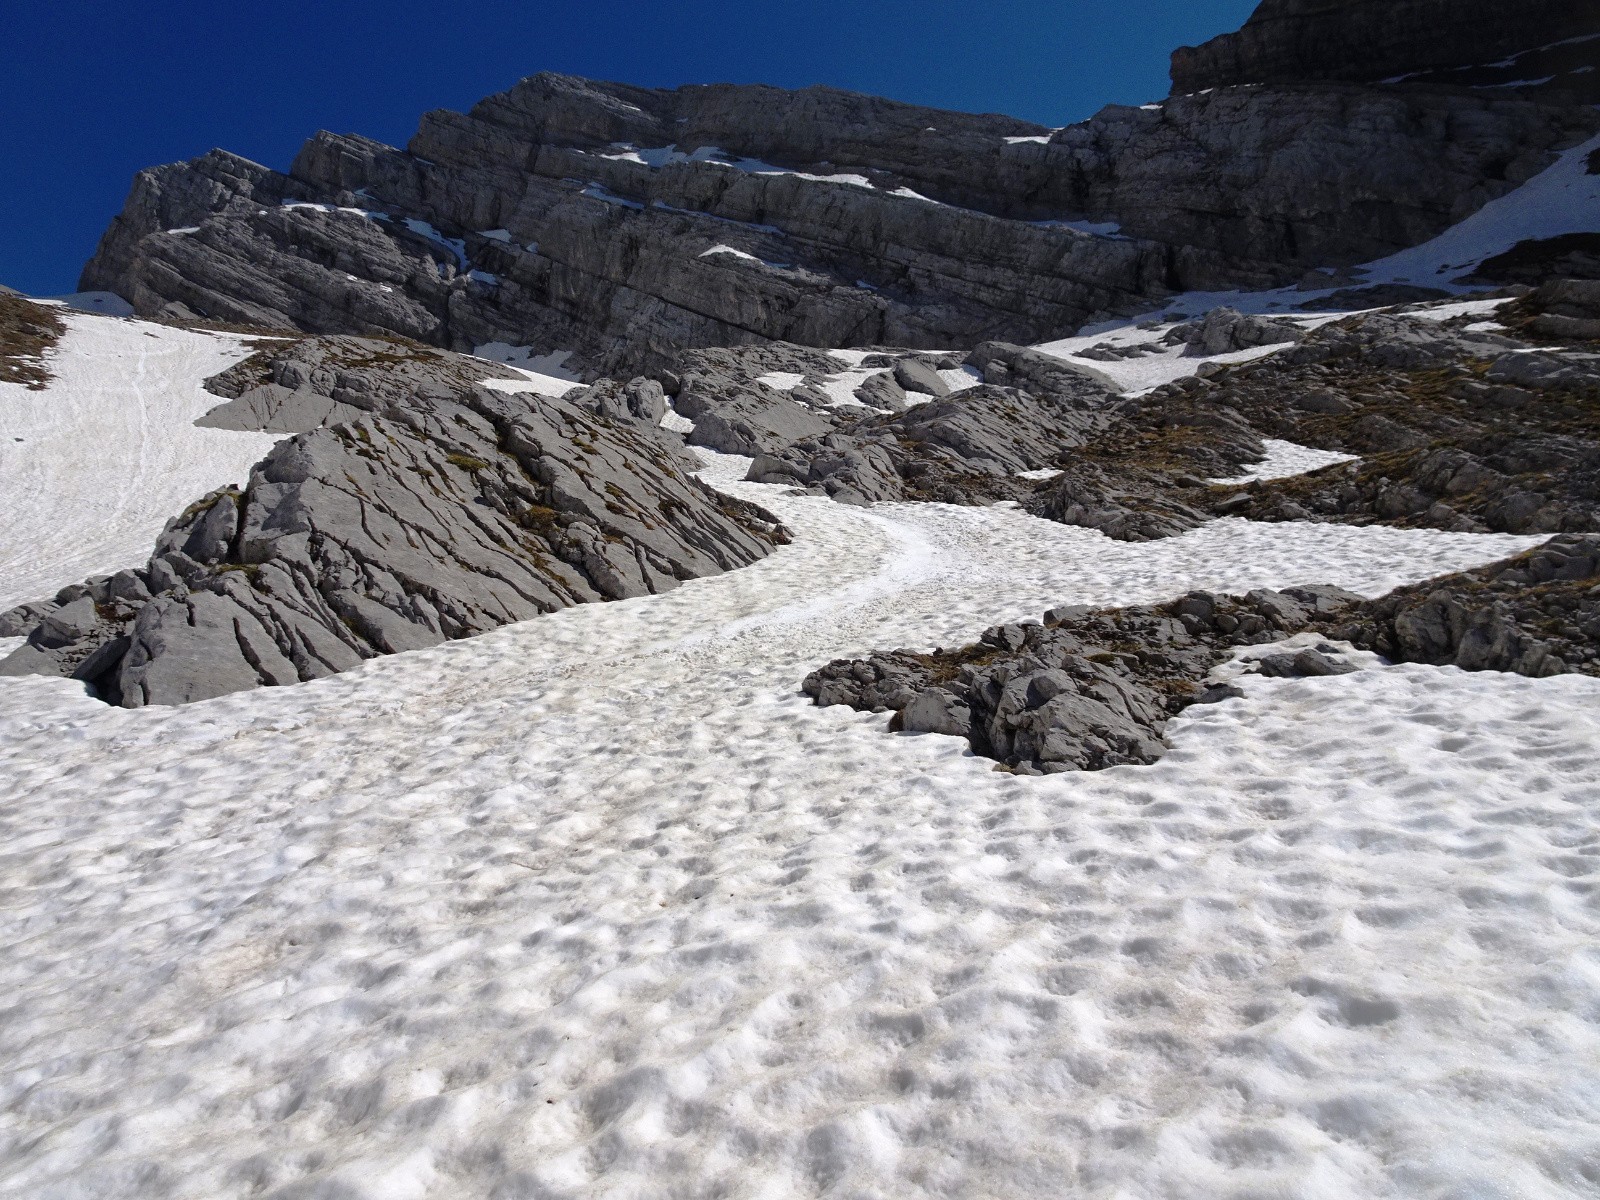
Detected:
left=0, top=339, right=787, bottom=705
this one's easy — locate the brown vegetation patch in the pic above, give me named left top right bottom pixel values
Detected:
left=0, top=294, right=67, bottom=389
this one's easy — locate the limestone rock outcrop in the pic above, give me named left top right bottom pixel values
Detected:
left=0, top=338, right=787, bottom=705
left=746, top=358, right=1114, bottom=507
left=804, top=535, right=1600, bottom=774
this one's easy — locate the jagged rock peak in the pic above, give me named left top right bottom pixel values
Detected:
left=1172, top=0, right=1599, bottom=97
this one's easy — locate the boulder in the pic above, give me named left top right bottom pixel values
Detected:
left=892, top=358, right=952, bottom=397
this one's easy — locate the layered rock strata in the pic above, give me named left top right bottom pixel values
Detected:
left=80, top=70, right=1596, bottom=375
left=1171, top=0, right=1597, bottom=98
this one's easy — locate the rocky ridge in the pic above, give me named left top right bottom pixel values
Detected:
left=719, top=291, right=1600, bottom=544
left=0, top=337, right=787, bottom=705
left=805, top=535, right=1600, bottom=774
left=1165, top=297, right=1600, bottom=537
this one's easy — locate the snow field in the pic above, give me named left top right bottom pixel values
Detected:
left=1211, top=439, right=1360, bottom=484
left=2, top=439, right=1590, bottom=1198
left=473, top=344, right=585, bottom=398
left=0, top=312, right=282, bottom=611
left=758, top=364, right=980, bottom=410
left=1031, top=327, right=1291, bottom=396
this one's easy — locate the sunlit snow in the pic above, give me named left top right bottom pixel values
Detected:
left=0, top=429, right=1586, bottom=1196
left=0, top=313, right=282, bottom=610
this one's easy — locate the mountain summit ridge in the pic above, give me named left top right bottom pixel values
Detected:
left=78, top=4, right=1599, bottom=377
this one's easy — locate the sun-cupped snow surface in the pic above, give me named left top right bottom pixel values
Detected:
left=4, top=441, right=1594, bottom=1198
left=0, top=313, right=282, bottom=611
left=1212, top=439, right=1360, bottom=483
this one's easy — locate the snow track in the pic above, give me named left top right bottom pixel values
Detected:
left=0, top=312, right=281, bottom=611
left=3, top=440, right=1596, bottom=1198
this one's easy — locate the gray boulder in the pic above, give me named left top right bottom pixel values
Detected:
left=1173, top=307, right=1304, bottom=357
left=1256, top=648, right=1357, bottom=678
left=892, top=358, right=951, bottom=397
left=854, top=371, right=908, bottom=412
left=898, top=688, right=973, bottom=737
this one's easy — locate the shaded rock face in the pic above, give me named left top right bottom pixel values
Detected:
left=1171, top=0, right=1597, bottom=98
left=805, top=536, right=1600, bottom=774
left=1468, top=234, right=1600, bottom=287
left=0, top=340, right=787, bottom=706
left=80, top=66, right=1596, bottom=375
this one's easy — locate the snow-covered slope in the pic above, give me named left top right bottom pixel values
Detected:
left=1033, top=129, right=1600, bottom=380
left=0, top=311, right=282, bottom=611
left=1363, top=130, right=1600, bottom=290
left=3, top=448, right=1592, bottom=1198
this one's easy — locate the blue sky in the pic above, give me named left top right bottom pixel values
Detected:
left=0, top=1, right=1257, bottom=295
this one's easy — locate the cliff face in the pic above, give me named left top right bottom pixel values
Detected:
left=78, top=7, right=1600, bottom=375
left=80, top=75, right=1594, bottom=375
left=1172, top=0, right=1598, bottom=97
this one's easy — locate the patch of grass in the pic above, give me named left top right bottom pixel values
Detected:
left=0, top=294, right=67, bottom=389
left=446, top=454, right=491, bottom=472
